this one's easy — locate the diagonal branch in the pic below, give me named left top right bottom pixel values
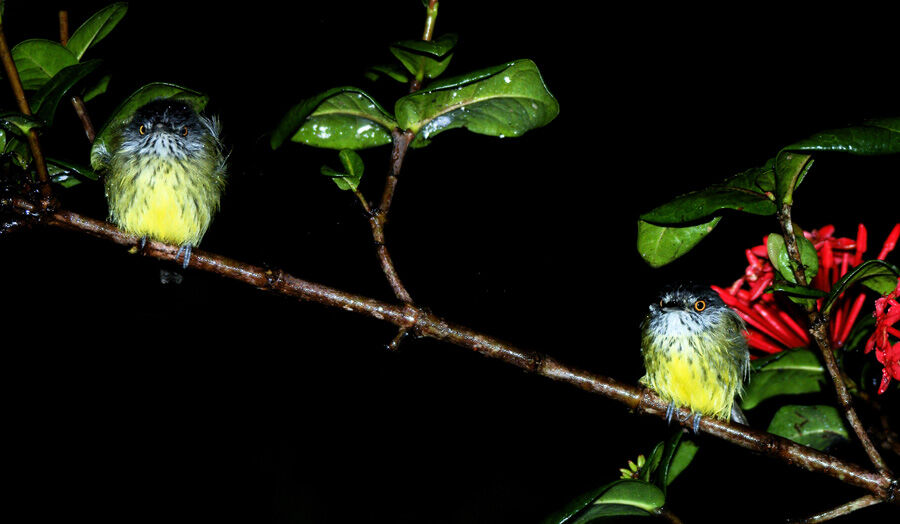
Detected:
left=5, top=195, right=899, bottom=507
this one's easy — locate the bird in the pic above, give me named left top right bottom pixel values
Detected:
left=95, top=98, right=227, bottom=268
left=639, top=282, right=750, bottom=433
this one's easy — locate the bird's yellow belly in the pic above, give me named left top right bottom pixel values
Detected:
left=654, top=353, right=732, bottom=419
left=641, top=341, right=736, bottom=420
left=107, top=159, right=215, bottom=246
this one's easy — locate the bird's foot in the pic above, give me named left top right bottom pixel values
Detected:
left=690, top=412, right=702, bottom=434
left=175, top=244, right=192, bottom=269
left=665, top=402, right=676, bottom=425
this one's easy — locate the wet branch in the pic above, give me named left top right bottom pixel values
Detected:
left=790, top=494, right=881, bottom=524
left=0, top=20, right=54, bottom=209
left=778, top=202, right=891, bottom=474
left=5, top=195, right=899, bottom=507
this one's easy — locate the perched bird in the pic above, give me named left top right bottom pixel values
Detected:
left=96, top=99, right=227, bottom=267
left=640, top=282, right=751, bottom=432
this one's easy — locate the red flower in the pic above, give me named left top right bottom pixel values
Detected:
left=712, top=224, right=900, bottom=381
left=865, top=278, right=900, bottom=394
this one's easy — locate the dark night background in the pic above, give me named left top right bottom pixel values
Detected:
left=3, top=2, right=898, bottom=522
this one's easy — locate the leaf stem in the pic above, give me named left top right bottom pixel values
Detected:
left=6, top=195, right=900, bottom=507
left=409, top=0, right=439, bottom=93
left=0, top=21, right=55, bottom=209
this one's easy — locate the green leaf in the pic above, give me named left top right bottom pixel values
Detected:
left=65, top=2, right=128, bottom=60
left=10, top=39, right=78, bottom=90
left=47, top=157, right=98, bottom=187
left=766, top=232, right=819, bottom=284
left=30, top=59, right=103, bottom=126
left=82, top=73, right=111, bottom=103
left=390, top=33, right=457, bottom=80
left=665, top=439, right=698, bottom=487
left=822, top=259, right=900, bottom=315
left=773, top=151, right=814, bottom=206
left=769, top=280, right=828, bottom=299
left=91, top=82, right=209, bottom=170
left=270, top=87, right=396, bottom=150
left=541, top=480, right=664, bottom=524
left=321, top=149, right=364, bottom=191
left=637, top=216, right=721, bottom=268
left=395, top=59, right=559, bottom=146
left=640, top=161, right=777, bottom=224
left=774, top=118, right=900, bottom=205
left=568, top=503, right=652, bottom=522
left=767, top=405, right=849, bottom=451
left=4, top=136, right=31, bottom=169
left=741, top=349, right=825, bottom=410
left=365, top=63, right=409, bottom=83
left=0, top=112, right=43, bottom=135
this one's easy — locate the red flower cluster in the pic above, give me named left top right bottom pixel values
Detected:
left=866, top=278, right=900, bottom=394
left=711, top=224, right=900, bottom=393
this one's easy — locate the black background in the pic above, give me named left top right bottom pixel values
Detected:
left=3, top=2, right=898, bottom=522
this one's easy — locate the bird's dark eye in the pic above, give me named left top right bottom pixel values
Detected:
left=139, top=124, right=146, bottom=135
left=693, top=300, right=706, bottom=312
left=182, top=126, right=189, bottom=137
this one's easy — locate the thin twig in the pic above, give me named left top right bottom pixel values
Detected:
left=0, top=22, right=55, bottom=209
left=809, top=316, right=891, bottom=474
left=5, top=195, right=899, bottom=507
left=59, top=10, right=96, bottom=143
left=790, top=495, right=881, bottom=524
left=778, top=202, right=891, bottom=473
left=367, top=129, right=415, bottom=303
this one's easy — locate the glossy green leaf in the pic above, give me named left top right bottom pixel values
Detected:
left=271, top=87, right=396, bottom=150
left=0, top=112, right=43, bottom=135
left=30, top=59, right=103, bottom=126
left=91, top=82, right=209, bottom=170
left=767, top=405, right=849, bottom=451
left=637, top=216, right=721, bottom=268
left=390, top=33, right=457, bottom=80
left=47, top=157, right=99, bottom=187
left=10, top=39, right=78, bottom=90
left=774, top=118, right=900, bottom=205
left=741, top=349, right=825, bottom=410
left=640, top=161, right=777, bottom=224
left=4, top=136, right=31, bottom=169
left=395, top=59, right=559, bottom=146
left=541, top=480, right=663, bottom=524
left=766, top=232, right=818, bottom=284
left=568, top=504, right=652, bottom=522
left=65, top=2, right=128, bottom=60
left=321, top=149, right=364, bottom=191
left=822, top=259, right=900, bottom=315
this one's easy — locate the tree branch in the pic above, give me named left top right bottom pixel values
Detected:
left=778, top=202, right=891, bottom=474
left=0, top=21, right=55, bottom=209
left=790, top=494, right=881, bottom=524
left=5, top=195, right=899, bottom=507
left=58, top=10, right=96, bottom=143
left=367, top=128, right=416, bottom=304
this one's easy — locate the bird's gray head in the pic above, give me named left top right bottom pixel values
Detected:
left=643, top=282, right=736, bottom=337
left=118, top=99, right=213, bottom=159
